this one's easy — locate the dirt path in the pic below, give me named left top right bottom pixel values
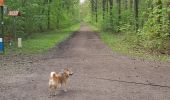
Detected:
left=0, top=25, right=170, bottom=100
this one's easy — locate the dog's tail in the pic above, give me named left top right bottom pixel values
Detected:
left=50, top=72, right=56, bottom=77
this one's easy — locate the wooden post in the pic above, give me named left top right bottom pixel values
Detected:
left=18, top=38, right=22, bottom=48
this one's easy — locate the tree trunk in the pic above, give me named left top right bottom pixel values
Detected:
left=102, top=0, right=106, bottom=19
left=125, top=0, right=128, bottom=10
left=109, top=0, right=113, bottom=25
left=56, top=0, right=61, bottom=29
left=47, top=1, right=51, bottom=29
left=117, top=0, right=121, bottom=32
left=106, top=0, right=109, bottom=14
left=95, top=0, right=98, bottom=22
left=91, top=0, right=94, bottom=21
left=130, top=0, right=133, bottom=10
left=0, top=6, right=4, bottom=37
left=167, top=2, right=170, bottom=21
left=134, top=0, right=139, bottom=31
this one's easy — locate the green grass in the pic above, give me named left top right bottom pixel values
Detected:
left=89, top=24, right=170, bottom=62
left=5, top=24, right=80, bottom=54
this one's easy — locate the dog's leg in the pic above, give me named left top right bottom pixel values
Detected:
left=49, top=85, right=53, bottom=96
left=53, top=86, right=57, bottom=96
left=49, top=85, right=56, bottom=96
left=64, top=81, right=68, bottom=92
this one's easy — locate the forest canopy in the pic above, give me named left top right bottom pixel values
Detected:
left=0, top=0, right=80, bottom=38
left=81, top=0, right=170, bottom=54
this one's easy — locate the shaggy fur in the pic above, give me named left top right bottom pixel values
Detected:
left=49, top=68, right=73, bottom=95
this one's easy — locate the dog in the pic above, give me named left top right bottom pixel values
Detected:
left=49, top=68, right=73, bottom=95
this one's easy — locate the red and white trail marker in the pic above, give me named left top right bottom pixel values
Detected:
left=8, top=11, right=21, bottom=16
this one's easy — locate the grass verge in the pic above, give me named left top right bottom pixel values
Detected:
left=89, top=24, right=170, bottom=62
left=5, top=24, right=80, bottom=54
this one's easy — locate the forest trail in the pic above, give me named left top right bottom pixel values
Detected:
left=0, top=24, right=170, bottom=100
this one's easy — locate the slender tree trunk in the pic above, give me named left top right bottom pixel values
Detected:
left=109, top=0, right=113, bottom=26
left=0, top=6, right=4, bottom=37
left=91, top=0, right=95, bottom=21
left=47, top=1, right=51, bottom=29
left=91, top=0, right=94, bottom=20
left=102, top=0, right=106, bottom=19
left=117, top=0, right=121, bottom=32
left=57, top=0, right=61, bottom=29
left=125, top=0, right=128, bottom=10
left=167, top=2, right=170, bottom=21
left=130, top=0, right=133, bottom=10
left=118, top=0, right=121, bottom=21
left=95, top=0, right=98, bottom=22
left=106, top=0, right=109, bottom=14
left=134, top=0, right=139, bottom=31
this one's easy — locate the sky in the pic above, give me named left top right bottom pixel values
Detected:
left=80, top=0, right=85, bottom=4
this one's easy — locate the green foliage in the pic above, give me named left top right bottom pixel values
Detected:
left=84, top=0, right=170, bottom=56
left=90, top=24, right=170, bottom=61
left=138, top=0, right=170, bottom=53
left=3, top=0, right=80, bottom=38
left=6, top=24, right=80, bottom=54
left=119, top=10, right=135, bottom=33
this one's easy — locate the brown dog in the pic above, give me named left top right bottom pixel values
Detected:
left=49, top=68, right=73, bottom=95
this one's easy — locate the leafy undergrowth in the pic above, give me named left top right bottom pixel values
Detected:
left=90, top=24, right=170, bottom=62
left=5, top=24, right=80, bottom=54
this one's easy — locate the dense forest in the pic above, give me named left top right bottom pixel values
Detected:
left=0, top=0, right=170, bottom=55
left=0, top=0, right=80, bottom=38
left=81, top=0, right=170, bottom=55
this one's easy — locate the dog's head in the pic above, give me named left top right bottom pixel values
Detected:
left=64, top=68, right=74, bottom=76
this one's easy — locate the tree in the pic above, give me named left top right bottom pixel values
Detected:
left=109, top=0, right=113, bottom=25
left=102, top=0, right=106, bottom=19
left=117, top=0, right=121, bottom=32
left=2, top=0, right=80, bottom=38
left=134, top=0, right=139, bottom=31
left=129, top=0, right=133, bottom=10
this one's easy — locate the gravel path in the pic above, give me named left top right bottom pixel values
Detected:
left=0, top=25, right=170, bottom=100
